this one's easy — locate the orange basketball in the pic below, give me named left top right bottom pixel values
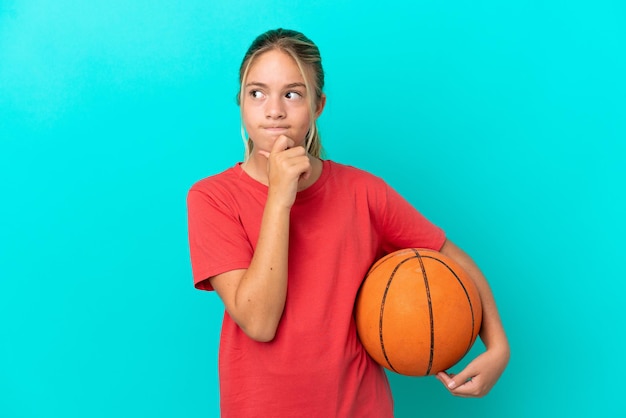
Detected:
left=355, top=248, right=482, bottom=376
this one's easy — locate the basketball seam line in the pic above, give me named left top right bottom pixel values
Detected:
left=420, top=255, right=478, bottom=358
left=413, top=249, right=436, bottom=375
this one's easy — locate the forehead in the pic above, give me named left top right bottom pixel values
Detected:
left=246, top=49, right=306, bottom=85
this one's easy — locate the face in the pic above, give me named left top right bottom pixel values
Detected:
left=242, top=49, right=320, bottom=155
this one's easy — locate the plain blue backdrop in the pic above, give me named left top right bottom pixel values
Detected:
left=1, top=0, right=624, bottom=417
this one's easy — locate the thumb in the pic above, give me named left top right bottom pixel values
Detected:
left=258, top=150, right=270, bottom=158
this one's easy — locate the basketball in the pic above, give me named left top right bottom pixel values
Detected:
left=355, top=248, right=482, bottom=376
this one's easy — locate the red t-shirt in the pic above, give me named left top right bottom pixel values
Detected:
left=187, top=160, right=446, bottom=417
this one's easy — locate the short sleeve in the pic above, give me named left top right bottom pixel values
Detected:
left=187, top=187, right=253, bottom=291
left=377, top=182, right=446, bottom=253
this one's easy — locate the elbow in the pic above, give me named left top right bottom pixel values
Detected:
left=240, top=318, right=280, bottom=342
left=231, top=294, right=284, bottom=342
left=248, top=329, right=276, bottom=343
left=244, top=325, right=278, bottom=343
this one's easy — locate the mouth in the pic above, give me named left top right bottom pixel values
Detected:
left=263, top=126, right=289, bottom=133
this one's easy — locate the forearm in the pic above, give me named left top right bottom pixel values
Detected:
left=234, top=196, right=290, bottom=341
left=467, top=268, right=509, bottom=354
left=440, top=240, right=510, bottom=354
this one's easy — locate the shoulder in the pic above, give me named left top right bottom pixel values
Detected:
left=188, top=163, right=257, bottom=204
left=187, top=164, right=249, bottom=214
left=189, top=164, right=241, bottom=195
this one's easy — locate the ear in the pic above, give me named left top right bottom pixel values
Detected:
left=315, top=93, right=327, bottom=118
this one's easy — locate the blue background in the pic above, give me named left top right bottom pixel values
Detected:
left=1, top=0, right=624, bottom=416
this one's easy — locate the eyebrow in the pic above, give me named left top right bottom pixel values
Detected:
left=245, top=81, right=307, bottom=89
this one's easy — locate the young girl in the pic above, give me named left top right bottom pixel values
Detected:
left=187, top=28, right=509, bottom=417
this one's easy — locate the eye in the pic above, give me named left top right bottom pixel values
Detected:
left=285, top=91, right=303, bottom=100
left=249, top=90, right=265, bottom=99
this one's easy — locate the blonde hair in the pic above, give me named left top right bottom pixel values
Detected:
left=237, top=29, right=325, bottom=160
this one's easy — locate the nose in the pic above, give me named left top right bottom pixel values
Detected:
left=265, top=95, right=286, bottom=119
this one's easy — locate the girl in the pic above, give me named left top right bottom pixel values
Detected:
left=187, top=28, right=509, bottom=417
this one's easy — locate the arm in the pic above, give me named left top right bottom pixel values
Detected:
left=209, top=201, right=289, bottom=342
left=436, top=239, right=510, bottom=397
left=209, top=136, right=311, bottom=342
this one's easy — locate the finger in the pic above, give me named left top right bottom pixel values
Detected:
left=299, top=158, right=312, bottom=181
left=271, top=135, right=295, bottom=153
left=436, top=371, right=454, bottom=388
left=435, top=370, right=471, bottom=391
left=446, top=375, right=473, bottom=391
left=449, top=378, right=482, bottom=398
left=448, top=369, right=476, bottom=390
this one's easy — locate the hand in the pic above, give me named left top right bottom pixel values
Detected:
left=435, top=346, right=509, bottom=398
left=258, top=135, right=312, bottom=208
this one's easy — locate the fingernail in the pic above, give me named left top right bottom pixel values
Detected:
left=448, top=381, right=456, bottom=389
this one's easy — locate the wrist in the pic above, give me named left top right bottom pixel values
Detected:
left=485, top=339, right=510, bottom=363
left=266, top=188, right=296, bottom=211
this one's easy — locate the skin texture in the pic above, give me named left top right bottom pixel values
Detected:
left=209, top=47, right=509, bottom=396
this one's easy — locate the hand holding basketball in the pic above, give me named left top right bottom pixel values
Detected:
left=436, top=344, right=510, bottom=397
